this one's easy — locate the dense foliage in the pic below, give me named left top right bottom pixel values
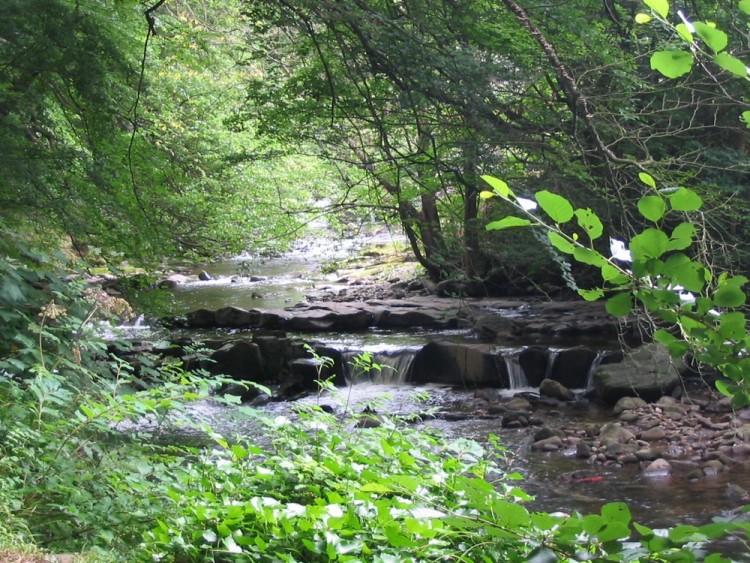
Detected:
left=2, top=0, right=750, bottom=560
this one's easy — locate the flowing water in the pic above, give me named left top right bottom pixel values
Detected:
left=126, top=241, right=750, bottom=559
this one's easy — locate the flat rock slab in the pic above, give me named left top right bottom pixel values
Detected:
left=177, top=297, right=622, bottom=339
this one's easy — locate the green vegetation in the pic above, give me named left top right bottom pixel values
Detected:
left=2, top=0, right=750, bottom=560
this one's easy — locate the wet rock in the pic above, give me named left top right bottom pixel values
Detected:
left=640, top=426, right=667, bottom=441
left=531, top=436, right=564, bottom=451
left=546, top=347, right=599, bottom=389
left=209, top=340, right=264, bottom=380
left=198, top=270, right=212, bottom=281
left=539, top=379, right=574, bottom=401
left=185, top=308, right=216, bottom=328
left=613, top=396, right=647, bottom=415
left=599, top=422, right=635, bottom=448
left=635, top=447, right=662, bottom=461
left=533, top=426, right=566, bottom=441
left=576, top=442, right=592, bottom=458
left=411, top=341, right=501, bottom=386
left=594, top=343, right=682, bottom=403
left=618, top=410, right=640, bottom=423
left=504, top=396, right=532, bottom=411
left=642, top=458, right=672, bottom=477
left=726, top=483, right=750, bottom=501
left=702, top=459, right=725, bottom=476
left=502, top=411, right=530, bottom=428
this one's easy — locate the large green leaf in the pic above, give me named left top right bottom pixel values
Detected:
left=714, top=52, right=747, bottom=78
left=534, top=190, right=574, bottom=223
left=644, top=0, right=669, bottom=18
left=714, top=285, right=746, bottom=307
left=668, top=222, right=695, bottom=250
left=741, top=0, right=750, bottom=15
left=606, top=292, right=633, bottom=317
left=574, top=247, right=607, bottom=267
left=650, top=50, right=694, bottom=78
left=548, top=232, right=575, bottom=254
left=668, top=188, right=702, bottom=211
left=574, top=208, right=603, bottom=240
left=694, top=22, right=728, bottom=53
left=630, top=228, right=669, bottom=259
left=637, top=195, right=666, bottom=222
left=481, top=175, right=513, bottom=198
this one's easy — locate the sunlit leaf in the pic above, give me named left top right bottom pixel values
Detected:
left=548, top=232, right=575, bottom=254
left=637, top=195, right=666, bottom=222
left=486, top=216, right=532, bottom=230
left=579, top=288, right=604, bottom=301
left=481, top=175, right=513, bottom=198
left=574, top=208, right=603, bottom=240
left=638, top=172, right=656, bottom=188
left=714, top=52, right=747, bottom=77
left=741, top=0, right=750, bottom=15
left=635, top=13, right=652, bottom=24
left=675, top=23, right=693, bottom=43
left=668, top=222, right=695, bottom=250
left=574, top=246, right=607, bottom=267
left=630, top=228, right=669, bottom=259
left=668, top=187, right=702, bottom=211
left=644, top=0, right=669, bottom=18
left=650, top=50, right=694, bottom=78
left=535, top=190, right=574, bottom=223
left=694, top=22, right=728, bottom=53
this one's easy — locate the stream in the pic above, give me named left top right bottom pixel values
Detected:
left=127, top=238, right=750, bottom=558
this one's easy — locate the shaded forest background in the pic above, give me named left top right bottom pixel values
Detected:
left=3, top=0, right=749, bottom=295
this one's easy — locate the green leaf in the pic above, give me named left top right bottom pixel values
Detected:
left=602, top=501, right=631, bottom=523
left=574, top=246, right=607, bottom=267
left=535, top=190, right=574, bottom=223
left=741, top=0, right=750, bottom=16
left=606, top=292, right=633, bottom=317
left=481, top=175, right=513, bottom=198
left=635, top=13, right=652, bottom=24
left=694, top=22, right=728, bottom=53
left=637, top=195, right=666, bottom=222
left=675, top=23, right=694, bottom=43
left=486, top=216, right=532, bottom=230
left=601, top=263, right=630, bottom=285
left=579, top=288, right=604, bottom=301
left=714, top=285, right=746, bottom=307
left=714, top=52, right=747, bottom=77
left=548, top=231, right=575, bottom=254
left=742, top=111, right=750, bottom=129
left=638, top=172, right=656, bottom=188
left=668, top=222, right=695, bottom=250
left=574, top=208, right=603, bottom=240
left=665, top=253, right=706, bottom=292
left=719, top=312, right=746, bottom=340
left=479, top=190, right=495, bottom=200
left=630, top=228, right=669, bottom=259
left=668, top=187, right=702, bottom=211
left=650, top=50, right=694, bottom=78
left=644, top=0, right=669, bottom=18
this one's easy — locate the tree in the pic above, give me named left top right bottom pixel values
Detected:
left=240, top=0, right=750, bottom=293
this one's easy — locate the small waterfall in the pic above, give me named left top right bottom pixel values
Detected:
left=543, top=348, right=562, bottom=381
left=340, top=346, right=419, bottom=385
left=499, top=347, right=529, bottom=389
left=584, top=350, right=607, bottom=390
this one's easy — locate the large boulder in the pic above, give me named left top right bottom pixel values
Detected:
left=410, top=341, right=503, bottom=386
left=593, top=343, right=681, bottom=403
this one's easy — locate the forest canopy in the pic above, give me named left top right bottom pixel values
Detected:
left=2, top=0, right=749, bottom=281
